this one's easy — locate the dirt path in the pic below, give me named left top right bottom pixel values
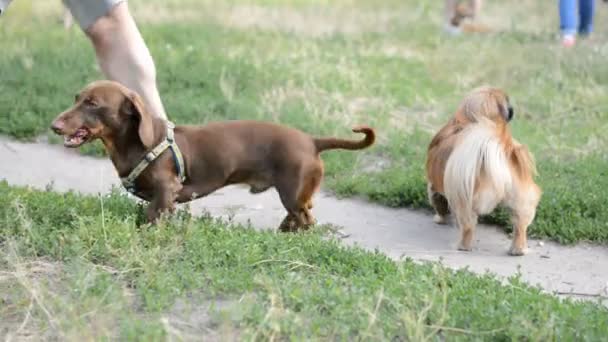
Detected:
left=1, top=136, right=607, bottom=304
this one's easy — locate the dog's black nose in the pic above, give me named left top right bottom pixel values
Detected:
left=51, top=120, right=64, bottom=134
left=507, top=107, right=514, bottom=121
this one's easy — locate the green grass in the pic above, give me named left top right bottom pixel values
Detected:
left=0, top=1, right=607, bottom=246
left=1, top=181, right=607, bottom=340
left=2, top=2, right=607, bottom=338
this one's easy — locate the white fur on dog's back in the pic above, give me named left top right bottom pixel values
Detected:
left=444, top=124, right=512, bottom=214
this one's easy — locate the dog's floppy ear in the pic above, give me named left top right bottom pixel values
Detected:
left=460, top=93, right=483, bottom=123
left=496, top=94, right=512, bottom=122
left=121, top=91, right=155, bottom=148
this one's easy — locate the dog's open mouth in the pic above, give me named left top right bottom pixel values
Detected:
left=64, top=128, right=90, bottom=147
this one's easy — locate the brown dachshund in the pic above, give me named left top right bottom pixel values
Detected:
left=51, top=80, right=375, bottom=230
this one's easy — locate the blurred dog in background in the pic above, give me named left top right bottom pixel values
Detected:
left=444, top=0, right=490, bottom=33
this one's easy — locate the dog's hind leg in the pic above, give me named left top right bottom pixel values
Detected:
left=275, top=178, right=307, bottom=232
left=509, top=209, right=534, bottom=256
left=507, top=183, right=541, bottom=256
left=454, top=207, right=478, bottom=251
left=276, top=163, right=322, bottom=232
left=278, top=213, right=298, bottom=232
left=305, top=200, right=313, bottom=210
left=296, top=163, right=323, bottom=228
left=428, top=184, right=449, bottom=224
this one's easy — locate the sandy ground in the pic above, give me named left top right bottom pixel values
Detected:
left=1, top=136, right=607, bottom=305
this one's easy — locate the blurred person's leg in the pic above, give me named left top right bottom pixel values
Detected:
left=64, top=0, right=167, bottom=119
left=559, top=0, right=577, bottom=46
left=444, top=0, right=456, bottom=23
left=469, top=0, right=482, bottom=20
left=578, top=0, right=595, bottom=36
left=468, top=0, right=482, bottom=20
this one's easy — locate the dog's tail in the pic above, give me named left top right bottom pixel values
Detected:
left=443, top=125, right=512, bottom=214
left=314, top=126, right=375, bottom=153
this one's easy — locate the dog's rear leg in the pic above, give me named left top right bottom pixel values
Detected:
left=278, top=213, right=297, bottom=232
left=509, top=210, right=534, bottom=256
left=276, top=192, right=313, bottom=232
left=305, top=200, right=313, bottom=210
left=276, top=165, right=321, bottom=232
left=275, top=180, right=304, bottom=232
left=507, top=184, right=541, bottom=256
left=428, top=184, right=449, bottom=224
left=454, top=208, right=477, bottom=251
left=296, top=164, right=323, bottom=229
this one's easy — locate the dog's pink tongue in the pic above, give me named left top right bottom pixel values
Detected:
left=75, top=128, right=87, bottom=137
left=64, top=135, right=80, bottom=146
left=64, top=128, right=87, bottom=146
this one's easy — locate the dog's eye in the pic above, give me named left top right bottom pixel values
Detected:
left=83, top=97, right=99, bottom=108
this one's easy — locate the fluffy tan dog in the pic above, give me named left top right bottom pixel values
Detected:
left=426, top=87, right=541, bottom=256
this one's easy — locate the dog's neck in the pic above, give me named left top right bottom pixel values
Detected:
left=101, top=117, right=167, bottom=178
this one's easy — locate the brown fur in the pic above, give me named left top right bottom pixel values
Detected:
left=451, top=1, right=476, bottom=26
left=447, top=0, right=491, bottom=33
left=51, top=80, right=375, bottom=229
left=425, top=86, right=541, bottom=256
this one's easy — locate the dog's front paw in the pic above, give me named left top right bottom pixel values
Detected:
left=508, top=244, right=528, bottom=256
left=433, top=214, right=448, bottom=225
